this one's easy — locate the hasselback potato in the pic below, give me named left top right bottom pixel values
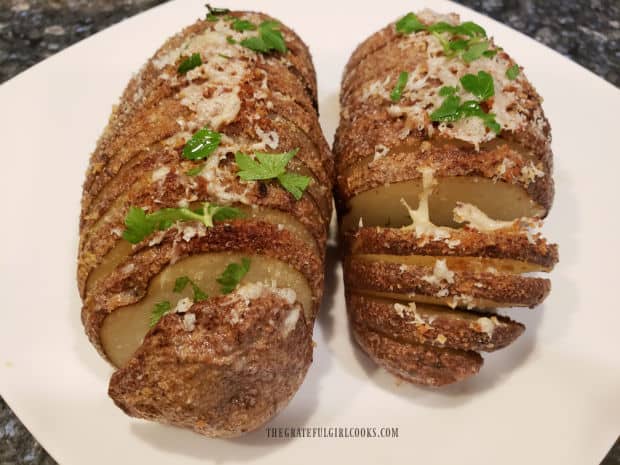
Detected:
left=335, top=9, right=558, bottom=386
left=78, top=7, right=332, bottom=437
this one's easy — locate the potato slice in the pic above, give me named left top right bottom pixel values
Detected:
left=345, top=255, right=551, bottom=310
left=351, top=320, right=482, bottom=387
left=109, top=283, right=312, bottom=437
left=347, top=293, right=524, bottom=352
left=84, top=206, right=317, bottom=296
left=341, top=176, right=544, bottom=231
left=101, top=252, right=313, bottom=368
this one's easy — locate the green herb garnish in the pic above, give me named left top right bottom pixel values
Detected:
left=235, top=148, right=310, bottom=200
left=183, top=126, right=221, bottom=160
left=395, top=12, right=493, bottom=63
left=122, top=202, right=245, bottom=244
left=217, top=258, right=251, bottom=294
left=390, top=71, right=409, bottom=102
left=438, top=85, right=458, bottom=97
left=232, top=19, right=256, bottom=31
left=206, top=4, right=230, bottom=21
left=430, top=95, right=500, bottom=134
left=240, top=20, right=287, bottom=54
left=226, top=36, right=236, bottom=44
left=459, top=71, right=494, bottom=101
left=506, top=64, right=520, bottom=80
left=395, top=12, right=426, bottom=34
left=185, top=165, right=204, bottom=176
left=177, top=53, right=202, bottom=74
left=174, top=276, right=208, bottom=302
left=150, top=301, right=171, bottom=327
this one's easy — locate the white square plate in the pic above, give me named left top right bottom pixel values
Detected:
left=1, top=0, right=618, bottom=463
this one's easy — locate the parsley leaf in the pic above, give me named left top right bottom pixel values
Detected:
left=217, top=258, right=251, bottom=294
left=150, top=301, right=171, bottom=327
left=277, top=172, right=311, bottom=200
left=186, top=165, right=204, bottom=176
left=122, top=202, right=245, bottom=244
left=173, top=276, right=190, bottom=293
left=174, top=276, right=208, bottom=301
left=438, top=85, right=458, bottom=97
left=226, top=36, right=236, bottom=44
left=396, top=12, right=426, bottom=34
left=206, top=4, right=230, bottom=21
left=232, top=19, right=256, bottom=31
left=390, top=71, right=409, bottom=102
left=506, top=64, right=520, bottom=80
left=240, top=20, right=287, bottom=53
left=462, top=40, right=489, bottom=62
left=177, top=53, right=202, bottom=74
left=234, top=148, right=311, bottom=200
left=183, top=127, right=221, bottom=160
left=483, top=49, right=498, bottom=58
left=460, top=71, right=494, bottom=101
left=430, top=96, right=501, bottom=134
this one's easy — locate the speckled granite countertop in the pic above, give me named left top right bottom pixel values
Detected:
left=0, top=0, right=618, bottom=464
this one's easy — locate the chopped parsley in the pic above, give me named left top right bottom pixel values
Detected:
left=395, top=12, right=495, bottom=63
left=232, top=19, right=256, bottom=32
left=439, top=85, right=458, bottom=97
left=430, top=95, right=500, bottom=134
left=206, top=4, right=230, bottom=21
left=459, top=71, right=494, bottom=101
left=174, top=276, right=208, bottom=302
left=183, top=126, right=221, bottom=160
left=234, top=148, right=310, bottom=200
left=122, top=202, right=245, bottom=244
left=506, top=64, right=520, bottom=80
left=217, top=258, right=251, bottom=294
left=240, top=20, right=287, bottom=54
left=185, top=164, right=204, bottom=176
left=390, top=71, right=409, bottom=102
left=150, top=301, right=171, bottom=327
left=177, top=53, right=202, bottom=74
left=226, top=36, right=236, bottom=44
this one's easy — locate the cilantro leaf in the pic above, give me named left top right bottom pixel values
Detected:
left=122, top=202, right=245, bottom=244
left=217, top=258, right=251, bottom=294
left=150, top=301, right=171, bottom=327
left=462, top=40, right=489, bottom=62
left=240, top=21, right=287, bottom=54
left=206, top=4, right=230, bottom=21
left=183, top=127, right=221, bottom=160
left=235, top=149, right=311, bottom=199
left=506, top=64, right=520, bottom=80
left=173, top=276, right=190, bottom=293
left=390, top=71, right=409, bottom=102
left=232, top=19, right=256, bottom=32
left=186, top=164, right=204, bottom=176
left=177, top=53, right=202, bottom=74
left=277, top=172, right=311, bottom=200
left=396, top=13, right=426, bottom=34
left=460, top=71, right=494, bottom=101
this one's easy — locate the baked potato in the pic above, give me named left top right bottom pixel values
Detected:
left=78, top=8, right=332, bottom=436
left=335, top=10, right=558, bottom=386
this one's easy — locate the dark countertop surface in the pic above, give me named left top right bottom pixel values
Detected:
left=0, top=0, right=618, bottom=464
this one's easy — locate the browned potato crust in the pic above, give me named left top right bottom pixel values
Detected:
left=345, top=225, right=559, bottom=270
left=109, top=287, right=312, bottom=438
left=347, top=294, right=524, bottom=352
left=351, top=320, right=482, bottom=387
left=345, top=256, right=551, bottom=309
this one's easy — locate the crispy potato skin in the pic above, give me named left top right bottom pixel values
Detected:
left=345, top=256, right=551, bottom=309
left=109, top=290, right=312, bottom=438
left=344, top=226, right=559, bottom=270
left=82, top=221, right=323, bottom=360
left=351, top=320, right=482, bottom=387
left=347, top=294, right=524, bottom=352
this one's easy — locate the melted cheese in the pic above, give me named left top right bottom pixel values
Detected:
left=453, top=202, right=516, bottom=231
left=422, top=259, right=455, bottom=285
